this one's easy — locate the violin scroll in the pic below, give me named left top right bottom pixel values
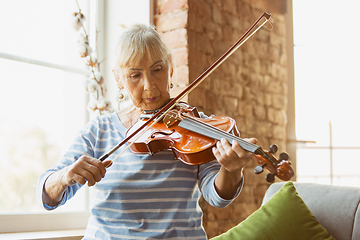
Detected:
left=253, top=144, right=294, bottom=182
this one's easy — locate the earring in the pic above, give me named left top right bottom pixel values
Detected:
left=117, top=88, right=125, bottom=110
left=118, top=88, right=124, bottom=101
left=170, top=82, right=174, bottom=89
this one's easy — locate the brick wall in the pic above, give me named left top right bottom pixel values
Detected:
left=155, top=0, right=288, bottom=238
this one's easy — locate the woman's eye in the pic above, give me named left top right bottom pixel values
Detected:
left=152, top=65, right=163, bottom=73
left=129, top=73, right=142, bottom=81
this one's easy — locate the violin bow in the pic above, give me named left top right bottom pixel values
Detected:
left=100, top=12, right=274, bottom=164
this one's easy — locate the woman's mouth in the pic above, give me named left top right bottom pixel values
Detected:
left=143, top=96, right=159, bottom=103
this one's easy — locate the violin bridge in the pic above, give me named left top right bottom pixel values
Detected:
left=163, top=110, right=181, bottom=128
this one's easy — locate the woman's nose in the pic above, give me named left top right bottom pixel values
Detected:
left=143, top=74, right=156, bottom=91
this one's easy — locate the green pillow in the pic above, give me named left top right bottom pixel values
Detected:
left=210, top=181, right=335, bottom=240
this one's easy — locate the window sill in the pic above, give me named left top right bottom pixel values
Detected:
left=0, top=229, right=85, bottom=240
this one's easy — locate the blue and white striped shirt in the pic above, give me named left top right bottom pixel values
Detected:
left=37, top=112, right=242, bottom=239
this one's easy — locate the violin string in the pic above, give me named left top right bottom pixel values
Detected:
left=183, top=116, right=260, bottom=151
left=182, top=116, right=280, bottom=165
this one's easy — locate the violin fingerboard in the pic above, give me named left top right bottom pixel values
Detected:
left=178, top=117, right=260, bottom=153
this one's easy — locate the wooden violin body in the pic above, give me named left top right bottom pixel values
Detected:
left=126, top=104, right=237, bottom=165
left=126, top=103, right=294, bottom=182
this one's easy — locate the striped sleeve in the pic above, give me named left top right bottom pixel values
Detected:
left=194, top=111, right=243, bottom=208
left=197, top=160, right=243, bottom=208
left=36, top=117, right=100, bottom=210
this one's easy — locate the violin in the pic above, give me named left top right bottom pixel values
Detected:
left=99, top=12, right=294, bottom=182
left=126, top=102, right=294, bottom=182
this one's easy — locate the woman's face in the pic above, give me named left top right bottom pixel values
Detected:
left=115, top=58, right=172, bottom=111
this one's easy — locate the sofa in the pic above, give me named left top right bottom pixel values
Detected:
left=211, top=181, right=360, bottom=240
left=263, top=182, right=360, bottom=240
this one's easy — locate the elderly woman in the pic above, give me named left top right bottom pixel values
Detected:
left=37, top=24, right=256, bottom=239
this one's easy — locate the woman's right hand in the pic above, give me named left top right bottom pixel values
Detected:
left=43, top=156, right=112, bottom=207
left=60, top=156, right=112, bottom=187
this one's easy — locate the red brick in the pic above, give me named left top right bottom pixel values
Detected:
left=210, top=205, right=233, bottom=221
left=191, top=31, right=214, bottom=55
left=253, top=104, right=266, bottom=120
left=154, top=0, right=164, bottom=15
left=204, top=220, right=220, bottom=238
left=272, top=94, right=287, bottom=109
left=188, top=87, right=206, bottom=109
left=188, top=43, right=212, bottom=71
left=268, top=107, right=286, bottom=125
left=212, top=4, right=223, bottom=24
left=233, top=202, right=259, bottom=219
left=242, top=86, right=255, bottom=101
left=238, top=100, right=253, bottom=117
left=170, top=86, right=188, bottom=102
left=236, top=1, right=253, bottom=28
left=172, top=47, right=188, bottom=66
left=189, top=0, right=212, bottom=21
left=204, top=21, right=221, bottom=42
left=254, top=0, right=269, bottom=12
left=265, top=77, right=283, bottom=94
left=245, top=116, right=257, bottom=135
left=188, top=10, right=203, bottom=33
left=205, top=89, right=219, bottom=111
left=260, top=61, right=273, bottom=75
left=223, top=96, right=238, bottom=113
left=222, top=13, right=242, bottom=32
left=161, top=28, right=188, bottom=48
left=268, top=0, right=287, bottom=15
left=233, top=184, right=254, bottom=203
left=256, top=120, right=273, bottom=138
left=273, top=125, right=286, bottom=139
left=222, top=0, right=238, bottom=15
left=254, top=183, right=271, bottom=203
left=243, top=167, right=264, bottom=186
left=161, top=0, right=188, bottom=13
left=155, top=10, right=188, bottom=32
left=254, top=91, right=264, bottom=105
left=188, top=0, right=212, bottom=34
left=174, top=65, right=189, bottom=86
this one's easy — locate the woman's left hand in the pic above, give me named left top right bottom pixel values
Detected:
left=212, top=137, right=258, bottom=199
left=212, top=138, right=258, bottom=172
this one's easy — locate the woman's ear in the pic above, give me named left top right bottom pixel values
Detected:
left=168, top=56, right=174, bottom=78
left=170, top=67, right=174, bottom=78
left=112, top=69, right=123, bottom=87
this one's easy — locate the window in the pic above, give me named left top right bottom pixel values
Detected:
left=293, top=0, right=360, bottom=187
left=0, top=0, right=91, bottom=233
left=0, top=0, right=151, bottom=233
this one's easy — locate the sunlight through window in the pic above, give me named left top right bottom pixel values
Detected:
left=293, top=0, right=360, bottom=186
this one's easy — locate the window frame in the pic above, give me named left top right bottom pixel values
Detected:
left=0, top=212, right=91, bottom=233
left=286, top=0, right=297, bottom=180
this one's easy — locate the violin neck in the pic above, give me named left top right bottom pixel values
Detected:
left=178, top=117, right=262, bottom=154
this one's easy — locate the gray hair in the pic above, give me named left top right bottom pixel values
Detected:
left=113, top=24, right=173, bottom=70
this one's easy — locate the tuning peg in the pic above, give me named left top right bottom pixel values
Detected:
left=278, top=152, right=289, bottom=161
left=254, top=163, right=266, bottom=174
left=268, top=144, right=278, bottom=154
left=266, top=173, right=275, bottom=182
